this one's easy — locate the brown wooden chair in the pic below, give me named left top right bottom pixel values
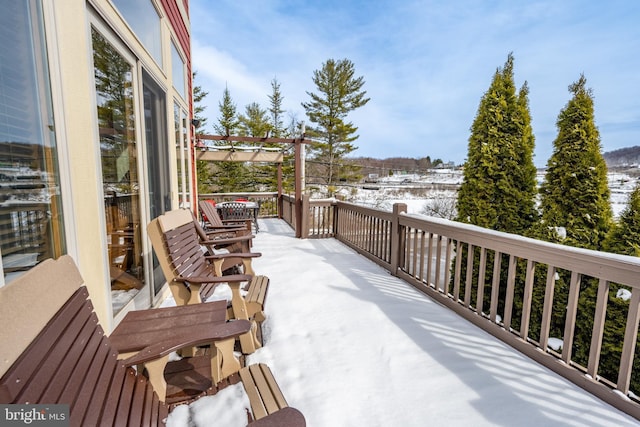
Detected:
left=148, top=209, right=270, bottom=353
left=199, top=199, right=252, bottom=233
left=0, top=255, right=305, bottom=426
left=191, top=209, right=255, bottom=254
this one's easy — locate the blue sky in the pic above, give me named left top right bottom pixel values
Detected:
left=190, top=0, right=640, bottom=167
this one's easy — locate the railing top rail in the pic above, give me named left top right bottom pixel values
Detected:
left=401, top=212, right=640, bottom=287
left=199, top=192, right=277, bottom=198
left=308, top=198, right=337, bottom=207
left=336, top=200, right=395, bottom=220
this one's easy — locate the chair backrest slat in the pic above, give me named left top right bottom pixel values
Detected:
left=199, top=200, right=225, bottom=227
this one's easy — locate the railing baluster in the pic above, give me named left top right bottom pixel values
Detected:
left=617, top=287, right=640, bottom=395
left=539, top=265, right=556, bottom=351
left=411, top=228, right=419, bottom=278
left=453, top=240, right=462, bottom=302
left=520, top=260, right=536, bottom=341
left=503, top=255, right=517, bottom=330
left=418, top=230, right=426, bottom=283
left=477, top=248, right=487, bottom=315
left=426, top=232, right=433, bottom=287
left=443, top=237, right=452, bottom=296
left=490, top=252, right=502, bottom=322
left=464, top=244, right=474, bottom=308
left=435, top=234, right=443, bottom=291
left=562, top=271, right=582, bottom=363
left=588, top=278, right=609, bottom=379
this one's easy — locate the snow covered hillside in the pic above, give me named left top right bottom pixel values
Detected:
left=329, top=168, right=639, bottom=219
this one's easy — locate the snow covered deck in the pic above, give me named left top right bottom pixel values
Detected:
left=241, top=218, right=636, bottom=426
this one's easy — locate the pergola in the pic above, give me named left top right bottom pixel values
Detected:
left=195, top=134, right=310, bottom=237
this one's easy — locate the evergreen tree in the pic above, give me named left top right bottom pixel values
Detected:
left=455, top=53, right=537, bottom=234
left=239, top=102, right=271, bottom=138
left=193, top=71, right=208, bottom=132
left=268, top=78, right=286, bottom=138
left=192, top=72, right=216, bottom=194
left=302, top=58, right=370, bottom=186
left=265, top=79, right=295, bottom=192
left=211, top=86, right=248, bottom=192
left=603, top=183, right=640, bottom=256
left=537, top=76, right=614, bottom=384
left=213, top=86, right=240, bottom=137
left=539, top=75, right=612, bottom=250
left=239, top=102, right=273, bottom=191
left=599, top=183, right=640, bottom=391
left=453, top=54, right=537, bottom=329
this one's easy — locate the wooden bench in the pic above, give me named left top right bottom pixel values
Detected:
left=148, top=210, right=270, bottom=353
left=0, top=255, right=304, bottom=427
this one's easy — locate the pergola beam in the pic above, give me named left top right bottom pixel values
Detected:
left=198, top=134, right=305, bottom=144
left=196, top=150, right=283, bottom=163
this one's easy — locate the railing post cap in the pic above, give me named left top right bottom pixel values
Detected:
left=393, top=203, right=408, bottom=214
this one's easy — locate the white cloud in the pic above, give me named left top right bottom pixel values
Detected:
left=191, top=0, right=640, bottom=166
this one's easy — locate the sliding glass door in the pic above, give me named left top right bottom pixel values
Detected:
left=92, top=27, right=145, bottom=314
left=142, top=70, right=171, bottom=295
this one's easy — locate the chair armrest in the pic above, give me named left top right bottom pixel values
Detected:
left=248, top=407, right=306, bottom=427
left=122, top=319, right=252, bottom=366
left=205, top=224, right=248, bottom=232
left=174, top=273, right=253, bottom=284
left=202, top=234, right=255, bottom=246
left=206, top=252, right=261, bottom=261
left=204, top=228, right=246, bottom=238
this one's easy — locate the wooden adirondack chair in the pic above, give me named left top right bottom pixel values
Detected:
left=200, top=199, right=252, bottom=233
left=0, top=255, right=305, bottom=426
left=190, top=209, right=255, bottom=254
left=148, top=209, right=269, bottom=353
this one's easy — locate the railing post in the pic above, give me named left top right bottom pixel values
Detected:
left=390, top=203, right=407, bottom=276
left=332, top=200, right=338, bottom=236
left=298, top=194, right=310, bottom=238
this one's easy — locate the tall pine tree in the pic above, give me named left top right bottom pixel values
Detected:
left=211, top=86, right=248, bottom=192
left=302, top=58, right=370, bottom=186
left=239, top=102, right=271, bottom=138
left=453, top=53, right=537, bottom=327
left=268, top=78, right=286, bottom=138
left=238, top=102, right=271, bottom=191
left=538, top=76, right=613, bottom=382
left=539, top=74, right=612, bottom=250
left=455, top=53, right=537, bottom=235
left=266, top=78, right=295, bottom=192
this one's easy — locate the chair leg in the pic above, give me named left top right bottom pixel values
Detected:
left=143, top=354, right=169, bottom=402
left=229, top=281, right=261, bottom=353
left=212, top=338, right=241, bottom=383
left=242, top=258, right=255, bottom=276
left=238, top=322, right=261, bottom=354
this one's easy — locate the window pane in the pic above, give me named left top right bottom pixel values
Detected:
left=92, top=28, right=145, bottom=314
left=171, top=42, right=186, bottom=100
left=0, top=0, right=66, bottom=282
left=112, top=0, right=162, bottom=66
left=174, top=103, right=190, bottom=208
